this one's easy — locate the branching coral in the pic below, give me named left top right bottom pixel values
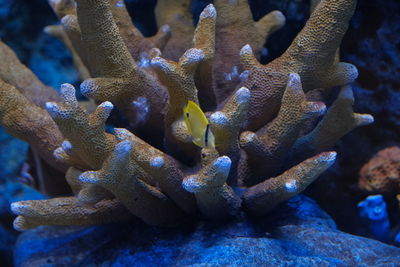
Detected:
left=0, top=0, right=373, bottom=231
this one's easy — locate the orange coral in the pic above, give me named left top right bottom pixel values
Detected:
left=359, top=146, right=400, bottom=194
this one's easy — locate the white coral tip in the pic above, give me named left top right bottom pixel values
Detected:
left=45, top=102, right=61, bottom=117
left=114, top=128, right=133, bottom=141
left=182, top=176, right=202, bottom=193
left=214, top=156, right=232, bottom=172
left=320, top=151, right=337, bottom=162
left=150, top=156, right=165, bottom=168
left=10, top=202, right=25, bottom=214
left=61, top=140, right=72, bottom=151
left=241, top=131, right=257, bottom=144
left=160, top=24, right=170, bottom=33
left=356, top=114, right=374, bottom=126
left=240, top=44, right=253, bottom=56
left=115, top=140, right=132, bottom=156
left=99, top=101, right=114, bottom=111
left=60, top=83, right=77, bottom=104
left=184, top=48, right=205, bottom=63
left=210, top=111, right=229, bottom=125
left=200, top=4, right=216, bottom=19
left=235, top=87, right=251, bottom=104
left=79, top=171, right=99, bottom=184
left=285, top=179, right=298, bottom=193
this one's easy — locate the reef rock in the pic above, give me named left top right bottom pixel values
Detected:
left=14, top=195, right=400, bottom=267
left=359, top=146, right=400, bottom=194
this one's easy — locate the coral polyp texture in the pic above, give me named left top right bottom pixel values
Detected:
left=0, top=0, right=373, bottom=231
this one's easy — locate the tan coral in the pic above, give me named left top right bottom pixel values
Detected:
left=243, top=151, right=337, bottom=216
left=155, top=0, right=194, bottom=61
left=79, top=140, right=184, bottom=226
left=240, top=0, right=359, bottom=131
left=151, top=48, right=204, bottom=161
left=290, top=85, right=374, bottom=162
left=11, top=197, right=132, bottom=231
left=113, top=128, right=198, bottom=214
left=239, top=73, right=308, bottom=186
left=45, top=83, right=116, bottom=170
left=358, top=146, right=400, bottom=194
left=0, top=41, right=61, bottom=107
left=210, top=86, right=251, bottom=184
left=3, top=0, right=375, bottom=230
left=151, top=5, right=220, bottom=160
left=75, top=0, right=168, bottom=137
left=0, top=80, right=65, bottom=173
left=183, top=150, right=241, bottom=220
left=48, top=0, right=76, bottom=19
left=109, top=0, right=171, bottom=61
left=193, top=4, right=218, bottom=111
left=214, top=0, right=285, bottom=102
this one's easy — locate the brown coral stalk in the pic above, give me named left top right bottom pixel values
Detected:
left=183, top=152, right=241, bottom=220
left=243, top=151, right=337, bottom=216
left=11, top=197, right=133, bottom=231
left=79, top=140, right=184, bottom=226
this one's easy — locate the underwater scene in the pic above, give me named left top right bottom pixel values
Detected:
left=0, top=0, right=399, bottom=266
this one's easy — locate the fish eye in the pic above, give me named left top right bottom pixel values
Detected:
left=186, top=113, right=189, bottom=118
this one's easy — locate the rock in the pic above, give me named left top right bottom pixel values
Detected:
left=358, top=146, right=400, bottom=194
left=14, top=195, right=400, bottom=267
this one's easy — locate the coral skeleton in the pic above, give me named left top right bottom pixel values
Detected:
left=0, top=0, right=373, bottom=230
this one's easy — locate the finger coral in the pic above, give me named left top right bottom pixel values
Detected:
left=0, top=0, right=373, bottom=230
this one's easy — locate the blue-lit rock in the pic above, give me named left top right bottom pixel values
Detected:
left=14, top=195, right=400, bottom=267
left=358, top=195, right=391, bottom=242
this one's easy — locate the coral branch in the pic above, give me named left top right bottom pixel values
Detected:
left=76, top=0, right=167, bottom=134
left=210, top=87, right=250, bottom=184
left=45, top=83, right=116, bottom=170
left=214, top=0, right=285, bottom=102
left=155, top=0, right=194, bottom=60
left=239, top=73, right=307, bottom=185
left=151, top=48, right=203, bottom=122
left=291, top=86, right=374, bottom=161
left=109, top=0, right=171, bottom=61
left=0, top=41, right=61, bottom=107
left=243, top=152, right=337, bottom=216
left=114, top=128, right=197, bottom=214
left=79, top=140, right=184, bottom=226
left=11, top=197, right=132, bottom=231
left=270, top=0, right=358, bottom=90
left=242, top=0, right=358, bottom=131
left=194, top=4, right=218, bottom=111
left=151, top=48, right=204, bottom=160
left=183, top=154, right=241, bottom=220
left=0, top=80, right=65, bottom=173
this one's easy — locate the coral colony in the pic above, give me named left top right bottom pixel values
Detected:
left=0, top=0, right=373, bottom=230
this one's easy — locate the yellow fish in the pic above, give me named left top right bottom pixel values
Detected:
left=183, top=100, right=215, bottom=148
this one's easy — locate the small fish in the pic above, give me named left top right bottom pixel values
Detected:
left=183, top=100, right=215, bottom=148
